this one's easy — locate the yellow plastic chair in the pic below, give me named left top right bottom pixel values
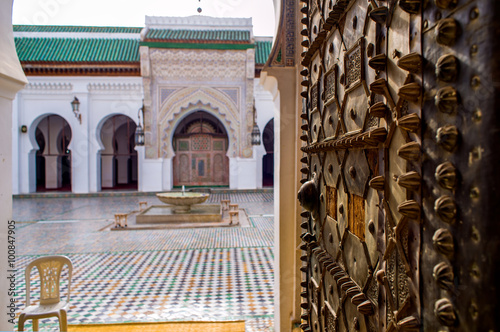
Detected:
left=18, top=255, right=73, bottom=332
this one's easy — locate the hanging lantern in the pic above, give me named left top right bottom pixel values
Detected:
left=251, top=123, right=261, bottom=145
left=135, top=102, right=145, bottom=146
left=135, top=123, right=145, bottom=146
left=251, top=100, right=261, bottom=145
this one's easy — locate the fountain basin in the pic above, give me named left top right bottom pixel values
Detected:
left=156, top=192, right=209, bottom=213
left=135, top=191, right=221, bottom=225
left=136, top=205, right=221, bottom=224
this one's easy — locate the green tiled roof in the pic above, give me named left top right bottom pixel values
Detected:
left=14, top=25, right=272, bottom=65
left=15, top=37, right=140, bottom=62
left=255, top=40, right=272, bottom=65
left=14, top=25, right=142, bottom=34
left=145, top=29, right=251, bottom=43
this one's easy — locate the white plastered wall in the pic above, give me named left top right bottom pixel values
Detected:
left=13, top=76, right=143, bottom=194
left=255, top=80, right=275, bottom=188
left=0, top=2, right=28, bottom=331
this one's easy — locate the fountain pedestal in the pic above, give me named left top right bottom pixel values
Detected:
left=136, top=191, right=223, bottom=225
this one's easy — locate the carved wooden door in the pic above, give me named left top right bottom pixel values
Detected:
left=173, top=134, right=229, bottom=187
left=297, top=0, right=499, bottom=331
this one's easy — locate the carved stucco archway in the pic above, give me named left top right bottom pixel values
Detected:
left=158, top=87, right=239, bottom=158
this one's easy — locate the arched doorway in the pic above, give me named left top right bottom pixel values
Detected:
left=35, top=115, right=72, bottom=191
left=100, top=115, right=137, bottom=190
left=262, top=118, right=274, bottom=187
left=172, top=111, right=229, bottom=187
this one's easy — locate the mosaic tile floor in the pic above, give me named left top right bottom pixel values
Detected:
left=12, top=192, right=275, bottom=332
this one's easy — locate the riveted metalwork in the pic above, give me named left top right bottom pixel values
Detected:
left=435, top=86, right=458, bottom=114
left=433, top=262, right=454, bottom=290
left=436, top=54, right=459, bottom=82
left=434, top=298, right=457, bottom=326
left=435, top=162, right=457, bottom=190
left=436, top=125, right=459, bottom=151
left=436, top=18, right=458, bottom=46
left=397, top=52, right=422, bottom=73
left=434, top=195, right=457, bottom=224
left=296, top=0, right=500, bottom=331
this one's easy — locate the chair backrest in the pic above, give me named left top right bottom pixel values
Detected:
left=25, top=255, right=73, bottom=306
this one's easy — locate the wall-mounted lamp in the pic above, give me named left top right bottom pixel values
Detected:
left=251, top=102, right=261, bottom=146
left=135, top=101, right=145, bottom=146
left=20, top=125, right=28, bottom=133
left=71, top=97, right=81, bottom=124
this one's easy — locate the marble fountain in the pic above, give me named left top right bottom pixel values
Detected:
left=136, top=189, right=222, bottom=224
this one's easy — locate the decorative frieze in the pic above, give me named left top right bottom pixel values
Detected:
left=87, top=83, right=143, bottom=93
left=149, top=49, right=247, bottom=81
left=23, top=82, right=73, bottom=93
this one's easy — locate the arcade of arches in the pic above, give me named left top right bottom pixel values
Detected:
left=29, top=108, right=274, bottom=193
left=172, top=111, right=229, bottom=187
left=35, top=115, right=72, bottom=192
left=100, top=115, right=138, bottom=190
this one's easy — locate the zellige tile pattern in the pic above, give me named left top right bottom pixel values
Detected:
left=12, top=192, right=275, bottom=332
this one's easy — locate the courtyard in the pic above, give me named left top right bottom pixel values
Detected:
left=12, top=191, right=275, bottom=331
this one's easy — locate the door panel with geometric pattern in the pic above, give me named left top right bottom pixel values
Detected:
left=173, top=129, right=229, bottom=187
left=297, top=0, right=499, bottom=331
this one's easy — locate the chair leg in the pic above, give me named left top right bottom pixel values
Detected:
left=17, top=314, right=25, bottom=331
left=59, top=309, right=68, bottom=332
left=32, top=318, right=39, bottom=331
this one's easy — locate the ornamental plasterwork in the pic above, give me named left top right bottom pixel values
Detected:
left=159, top=88, right=178, bottom=105
left=159, top=88, right=239, bottom=109
left=139, top=46, right=151, bottom=77
left=154, top=86, right=240, bottom=159
left=219, top=88, right=239, bottom=106
left=246, top=48, right=255, bottom=79
left=23, top=82, right=73, bottom=93
left=87, top=83, right=143, bottom=94
left=149, top=49, right=247, bottom=81
left=142, top=78, right=152, bottom=108
left=142, top=77, right=154, bottom=158
left=242, top=77, right=254, bottom=158
left=160, top=100, right=238, bottom=159
left=158, top=87, right=239, bottom=125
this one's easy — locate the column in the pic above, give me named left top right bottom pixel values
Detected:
left=101, top=155, right=114, bottom=188
left=44, top=155, right=61, bottom=189
left=115, top=155, right=129, bottom=184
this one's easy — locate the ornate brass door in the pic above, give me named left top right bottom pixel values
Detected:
left=297, top=0, right=500, bottom=331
